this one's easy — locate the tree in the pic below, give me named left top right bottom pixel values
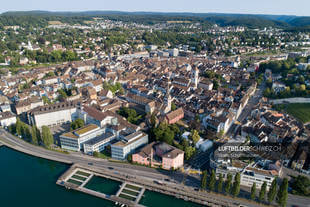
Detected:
left=93, top=151, right=100, bottom=157
left=277, top=178, right=288, bottom=207
left=268, top=178, right=277, bottom=204
left=41, top=126, right=54, bottom=148
left=208, top=169, right=216, bottom=191
left=201, top=171, right=207, bottom=190
left=118, top=107, right=142, bottom=125
left=171, top=102, right=177, bottom=111
left=213, top=80, right=219, bottom=90
left=42, top=96, right=51, bottom=104
left=190, top=129, right=200, bottom=145
left=153, top=122, right=175, bottom=145
left=150, top=112, right=157, bottom=127
left=184, top=146, right=196, bottom=160
left=266, top=78, right=273, bottom=88
left=22, top=125, right=31, bottom=141
left=70, top=118, right=85, bottom=130
left=31, top=125, right=39, bottom=145
left=232, top=172, right=241, bottom=197
left=291, top=175, right=310, bottom=196
left=217, top=174, right=223, bottom=193
left=225, top=173, right=232, bottom=195
left=57, top=89, right=68, bottom=101
left=251, top=182, right=256, bottom=200
left=16, top=118, right=22, bottom=136
left=259, top=181, right=267, bottom=202
left=127, top=154, right=132, bottom=163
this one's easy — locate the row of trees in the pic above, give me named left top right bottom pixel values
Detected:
left=201, top=171, right=288, bottom=207
left=10, top=118, right=54, bottom=148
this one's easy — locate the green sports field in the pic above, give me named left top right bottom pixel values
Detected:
left=280, top=103, right=310, bottom=124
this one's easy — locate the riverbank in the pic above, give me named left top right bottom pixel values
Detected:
left=0, top=146, right=205, bottom=207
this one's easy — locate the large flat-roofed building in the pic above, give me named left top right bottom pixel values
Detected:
left=215, top=160, right=282, bottom=190
left=58, top=105, right=147, bottom=158
left=59, top=124, right=105, bottom=151
left=111, top=131, right=148, bottom=160
left=28, top=101, right=79, bottom=128
left=83, top=131, right=116, bottom=154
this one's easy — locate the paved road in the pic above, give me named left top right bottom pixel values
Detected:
left=1, top=129, right=310, bottom=207
left=226, top=83, right=264, bottom=139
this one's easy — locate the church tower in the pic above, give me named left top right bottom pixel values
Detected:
left=164, top=78, right=172, bottom=113
left=191, top=67, right=199, bottom=89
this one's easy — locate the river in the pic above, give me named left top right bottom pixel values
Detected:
left=0, top=146, right=202, bottom=207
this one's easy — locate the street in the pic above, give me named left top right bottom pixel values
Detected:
left=1, top=129, right=310, bottom=207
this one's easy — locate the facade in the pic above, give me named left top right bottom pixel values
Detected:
left=111, top=131, right=148, bottom=160
left=198, top=79, right=213, bottom=90
left=191, top=67, right=199, bottom=88
left=59, top=124, right=105, bottom=151
left=75, top=105, right=146, bottom=158
left=15, top=97, right=44, bottom=115
left=165, top=107, right=184, bottom=124
left=132, top=142, right=184, bottom=170
left=28, top=101, right=78, bottom=128
left=0, top=111, right=16, bottom=127
left=214, top=160, right=282, bottom=190
left=83, top=132, right=116, bottom=154
left=203, top=112, right=234, bottom=134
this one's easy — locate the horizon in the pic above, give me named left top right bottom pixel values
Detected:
left=0, top=0, right=309, bottom=16
left=0, top=9, right=307, bottom=17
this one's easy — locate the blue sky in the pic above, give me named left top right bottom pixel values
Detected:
left=1, top=0, right=310, bottom=16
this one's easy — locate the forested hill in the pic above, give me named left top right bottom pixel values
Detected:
left=1, top=10, right=310, bottom=30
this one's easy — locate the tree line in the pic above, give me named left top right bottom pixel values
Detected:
left=8, top=118, right=54, bottom=148
left=201, top=170, right=288, bottom=207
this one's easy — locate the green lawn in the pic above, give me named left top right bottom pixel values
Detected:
left=277, top=103, right=310, bottom=123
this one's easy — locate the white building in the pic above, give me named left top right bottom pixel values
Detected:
left=0, top=111, right=16, bottom=127
left=28, top=101, right=78, bottom=128
left=74, top=105, right=146, bottom=158
left=166, top=48, right=179, bottom=57
left=83, top=132, right=116, bottom=154
left=60, top=124, right=105, bottom=151
left=111, top=131, right=148, bottom=160
left=191, top=67, right=199, bottom=88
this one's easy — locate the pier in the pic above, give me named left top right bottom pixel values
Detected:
left=57, top=164, right=238, bottom=207
left=116, top=182, right=145, bottom=204
left=57, top=164, right=146, bottom=207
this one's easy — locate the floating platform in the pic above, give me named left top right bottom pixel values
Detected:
left=57, top=164, right=145, bottom=207
left=116, top=182, right=145, bottom=204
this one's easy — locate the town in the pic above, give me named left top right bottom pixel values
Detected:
left=0, top=10, right=310, bottom=207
